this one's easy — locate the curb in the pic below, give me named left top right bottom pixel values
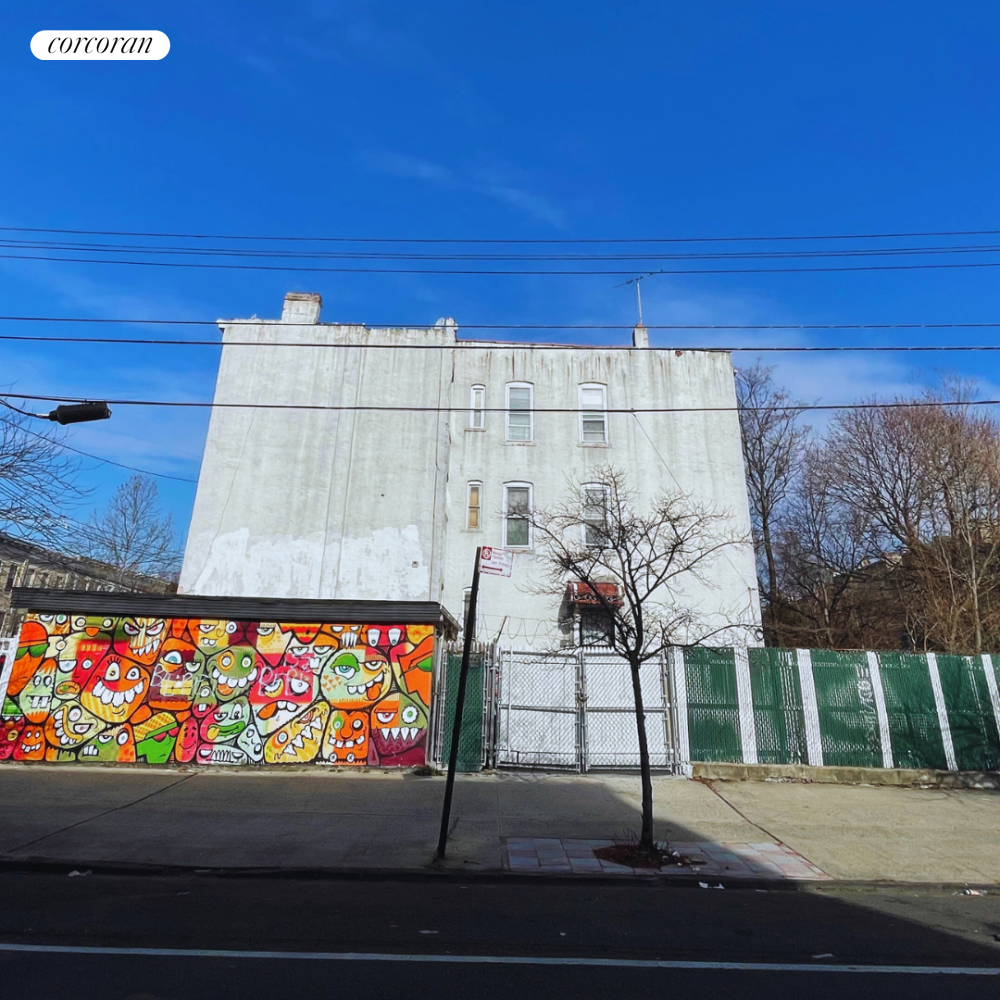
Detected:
left=692, top=762, right=1000, bottom=789
left=0, top=857, right=996, bottom=893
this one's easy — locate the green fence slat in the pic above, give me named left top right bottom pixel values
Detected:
left=809, top=650, right=882, bottom=767
left=748, top=647, right=808, bottom=764
left=876, top=653, right=947, bottom=770
left=441, top=652, right=485, bottom=772
left=937, top=655, right=1000, bottom=772
left=684, top=647, right=742, bottom=762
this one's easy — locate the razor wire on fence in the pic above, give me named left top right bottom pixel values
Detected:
left=435, top=641, right=1000, bottom=774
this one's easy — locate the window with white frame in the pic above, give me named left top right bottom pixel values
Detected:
left=467, top=482, right=482, bottom=530
left=504, top=483, right=532, bottom=547
left=579, top=384, right=607, bottom=444
left=469, top=385, right=485, bottom=429
left=582, top=485, right=609, bottom=547
left=506, top=383, right=533, bottom=442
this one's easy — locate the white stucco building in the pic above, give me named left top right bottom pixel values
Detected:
left=179, top=292, right=760, bottom=647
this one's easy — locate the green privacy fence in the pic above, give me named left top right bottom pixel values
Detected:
left=680, top=648, right=1000, bottom=772
left=438, top=651, right=487, bottom=772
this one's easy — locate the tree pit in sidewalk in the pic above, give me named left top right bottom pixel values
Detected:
left=594, top=844, right=680, bottom=869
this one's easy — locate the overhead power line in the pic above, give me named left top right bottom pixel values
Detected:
left=6, top=316, right=1000, bottom=330
left=5, top=250, right=1000, bottom=276
left=3, top=224, right=1000, bottom=244
left=8, top=237, right=1000, bottom=261
left=4, top=391, right=1000, bottom=416
left=5, top=332, right=1000, bottom=353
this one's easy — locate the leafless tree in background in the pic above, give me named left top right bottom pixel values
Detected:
left=526, top=466, right=755, bottom=851
left=0, top=407, right=87, bottom=542
left=84, top=474, right=181, bottom=583
left=735, top=363, right=809, bottom=644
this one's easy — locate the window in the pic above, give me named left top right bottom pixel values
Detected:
left=506, top=383, right=533, bottom=442
left=469, top=385, right=485, bottom=429
left=579, top=384, right=607, bottom=444
left=463, top=588, right=475, bottom=635
left=467, top=482, right=482, bottom=530
left=580, top=608, right=614, bottom=646
left=582, top=485, right=608, bottom=547
left=504, top=483, right=532, bottom=547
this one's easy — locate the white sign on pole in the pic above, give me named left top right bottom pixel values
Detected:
left=479, top=546, right=513, bottom=577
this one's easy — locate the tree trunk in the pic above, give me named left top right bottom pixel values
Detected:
left=761, top=516, right=782, bottom=646
left=629, top=662, right=655, bottom=850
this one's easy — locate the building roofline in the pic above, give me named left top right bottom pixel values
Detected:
left=10, top=588, right=460, bottom=636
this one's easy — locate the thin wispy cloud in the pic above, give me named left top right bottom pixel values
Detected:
left=361, top=152, right=566, bottom=228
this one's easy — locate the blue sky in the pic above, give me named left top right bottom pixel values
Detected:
left=2, top=0, right=1000, bottom=541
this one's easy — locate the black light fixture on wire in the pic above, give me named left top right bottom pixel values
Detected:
left=0, top=396, right=111, bottom=424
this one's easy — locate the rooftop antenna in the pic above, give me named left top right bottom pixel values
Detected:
left=634, top=275, right=644, bottom=326
left=613, top=273, right=652, bottom=347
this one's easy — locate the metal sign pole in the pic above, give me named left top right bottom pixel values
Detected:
left=435, top=546, right=482, bottom=861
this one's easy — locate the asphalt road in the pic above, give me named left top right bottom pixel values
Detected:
left=0, top=870, right=996, bottom=998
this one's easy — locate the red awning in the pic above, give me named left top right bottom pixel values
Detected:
left=565, top=581, right=622, bottom=606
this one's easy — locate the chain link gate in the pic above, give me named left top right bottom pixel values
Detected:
left=491, top=647, right=680, bottom=772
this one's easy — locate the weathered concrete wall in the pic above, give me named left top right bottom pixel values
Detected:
left=2, top=611, right=433, bottom=767
left=179, top=294, right=760, bottom=647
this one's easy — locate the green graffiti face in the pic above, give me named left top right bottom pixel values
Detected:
left=21, top=664, right=56, bottom=722
left=78, top=724, right=132, bottom=762
left=207, top=646, right=258, bottom=701
left=201, top=697, right=250, bottom=743
left=134, top=712, right=180, bottom=764
left=398, top=690, right=429, bottom=731
left=319, top=650, right=389, bottom=708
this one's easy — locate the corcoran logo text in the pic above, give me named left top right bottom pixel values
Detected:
left=31, top=31, right=170, bottom=61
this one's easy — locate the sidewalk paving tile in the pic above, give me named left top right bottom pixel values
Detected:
left=502, top=837, right=832, bottom=880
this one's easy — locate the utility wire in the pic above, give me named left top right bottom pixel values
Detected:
left=3, top=391, right=999, bottom=415
left=6, top=250, right=1000, bottom=276
left=8, top=237, right=1000, bottom=261
left=5, top=332, right=1000, bottom=352
left=6, top=316, right=1000, bottom=330
left=4, top=224, right=1000, bottom=244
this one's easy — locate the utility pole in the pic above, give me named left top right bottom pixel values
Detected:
left=436, top=545, right=482, bottom=861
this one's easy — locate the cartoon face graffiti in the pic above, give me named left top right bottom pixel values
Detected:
left=322, top=708, right=370, bottom=764
left=0, top=719, right=24, bottom=761
left=78, top=724, right=135, bottom=762
left=237, top=721, right=264, bottom=762
left=133, top=712, right=180, bottom=764
left=199, top=697, right=250, bottom=744
left=148, top=637, right=203, bottom=711
left=251, top=622, right=290, bottom=666
left=10, top=621, right=48, bottom=697
left=13, top=725, right=46, bottom=761
left=249, top=663, right=317, bottom=734
left=363, top=625, right=406, bottom=655
left=21, top=659, right=56, bottom=723
left=264, top=703, right=329, bottom=764
left=191, top=677, right=217, bottom=719
left=193, top=619, right=237, bottom=653
left=71, top=637, right=113, bottom=695
left=114, top=618, right=167, bottom=665
left=44, top=702, right=104, bottom=750
left=207, top=646, right=258, bottom=701
left=326, top=624, right=362, bottom=649
left=174, top=716, right=200, bottom=763
left=319, top=650, right=388, bottom=709
left=369, top=690, right=428, bottom=765
left=284, top=629, right=339, bottom=674
left=80, top=655, right=150, bottom=724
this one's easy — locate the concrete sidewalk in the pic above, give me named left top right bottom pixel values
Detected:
left=0, top=765, right=996, bottom=883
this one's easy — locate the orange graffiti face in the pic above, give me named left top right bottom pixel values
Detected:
left=13, top=725, right=45, bottom=760
left=149, top=637, right=202, bottom=711
left=11, top=622, right=48, bottom=696
left=174, top=716, right=200, bottom=763
left=115, top=618, right=167, bottom=665
left=322, top=708, right=369, bottom=764
left=80, top=655, right=150, bottom=724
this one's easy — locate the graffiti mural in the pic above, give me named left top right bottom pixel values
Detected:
left=1, top=613, right=434, bottom=767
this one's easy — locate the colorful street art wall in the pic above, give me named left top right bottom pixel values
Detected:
left=0, top=614, right=434, bottom=767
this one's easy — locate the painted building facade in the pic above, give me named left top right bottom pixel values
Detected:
left=1, top=591, right=453, bottom=768
left=179, top=293, right=760, bottom=647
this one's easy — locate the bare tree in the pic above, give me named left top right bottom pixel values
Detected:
left=83, top=475, right=180, bottom=583
left=735, top=363, right=808, bottom=644
left=0, top=407, right=87, bottom=542
left=525, top=466, right=755, bottom=852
